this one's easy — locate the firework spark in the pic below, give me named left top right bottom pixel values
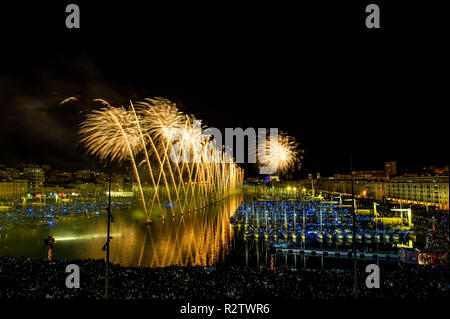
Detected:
left=136, top=97, right=185, bottom=143
left=60, top=96, right=78, bottom=105
left=80, top=106, right=142, bottom=162
left=79, top=97, right=244, bottom=220
left=258, top=132, right=302, bottom=176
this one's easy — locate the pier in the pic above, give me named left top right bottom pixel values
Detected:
left=272, top=246, right=399, bottom=260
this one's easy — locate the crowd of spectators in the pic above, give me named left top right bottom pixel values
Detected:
left=1, top=256, right=448, bottom=299
left=420, top=210, right=449, bottom=266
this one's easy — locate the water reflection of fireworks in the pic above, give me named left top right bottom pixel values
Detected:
left=137, top=194, right=242, bottom=267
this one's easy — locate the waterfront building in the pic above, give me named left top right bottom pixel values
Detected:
left=0, top=179, right=28, bottom=200
left=312, top=175, right=449, bottom=210
left=385, top=161, right=397, bottom=176
left=22, top=167, right=45, bottom=193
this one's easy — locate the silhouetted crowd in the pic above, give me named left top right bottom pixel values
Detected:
left=1, top=257, right=448, bottom=299
left=420, top=210, right=449, bottom=266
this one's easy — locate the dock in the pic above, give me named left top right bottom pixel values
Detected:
left=272, top=247, right=398, bottom=260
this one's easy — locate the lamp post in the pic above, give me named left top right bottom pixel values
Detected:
left=309, top=173, right=315, bottom=198
left=104, top=159, right=112, bottom=299
left=373, top=202, right=379, bottom=253
left=350, top=155, right=358, bottom=299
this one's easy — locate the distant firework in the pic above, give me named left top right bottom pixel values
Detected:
left=258, top=131, right=302, bottom=177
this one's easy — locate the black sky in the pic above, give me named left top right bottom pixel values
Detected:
left=0, top=2, right=447, bottom=178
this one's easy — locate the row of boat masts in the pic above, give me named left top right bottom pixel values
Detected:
left=231, top=200, right=415, bottom=243
left=232, top=200, right=355, bottom=231
left=0, top=200, right=133, bottom=226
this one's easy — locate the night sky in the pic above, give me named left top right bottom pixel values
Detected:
left=0, top=2, right=446, bottom=178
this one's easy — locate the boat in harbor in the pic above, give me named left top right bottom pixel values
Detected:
left=317, top=232, right=323, bottom=241
left=335, top=229, right=344, bottom=240
left=301, top=232, right=306, bottom=242
left=374, top=233, right=382, bottom=242
left=363, top=232, right=373, bottom=240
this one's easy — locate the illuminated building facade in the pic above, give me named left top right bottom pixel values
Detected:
left=385, top=176, right=449, bottom=209
left=22, top=167, right=45, bottom=193
left=385, top=161, right=397, bottom=176
left=0, top=179, right=28, bottom=200
left=314, top=175, right=449, bottom=210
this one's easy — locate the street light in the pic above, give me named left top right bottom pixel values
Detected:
left=350, top=155, right=358, bottom=299
left=373, top=202, right=380, bottom=253
left=104, top=158, right=113, bottom=299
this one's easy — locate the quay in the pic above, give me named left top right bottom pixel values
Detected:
left=271, top=246, right=399, bottom=260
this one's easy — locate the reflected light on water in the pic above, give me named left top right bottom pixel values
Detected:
left=1, top=195, right=242, bottom=268
left=135, top=195, right=241, bottom=267
left=54, top=233, right=122, bottom=242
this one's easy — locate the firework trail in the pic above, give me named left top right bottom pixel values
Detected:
left=80, top=98, right=244, bottom=220
left=60, top=96, right=78, bottom=105
left=80, top=104, right=148, bottom=215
